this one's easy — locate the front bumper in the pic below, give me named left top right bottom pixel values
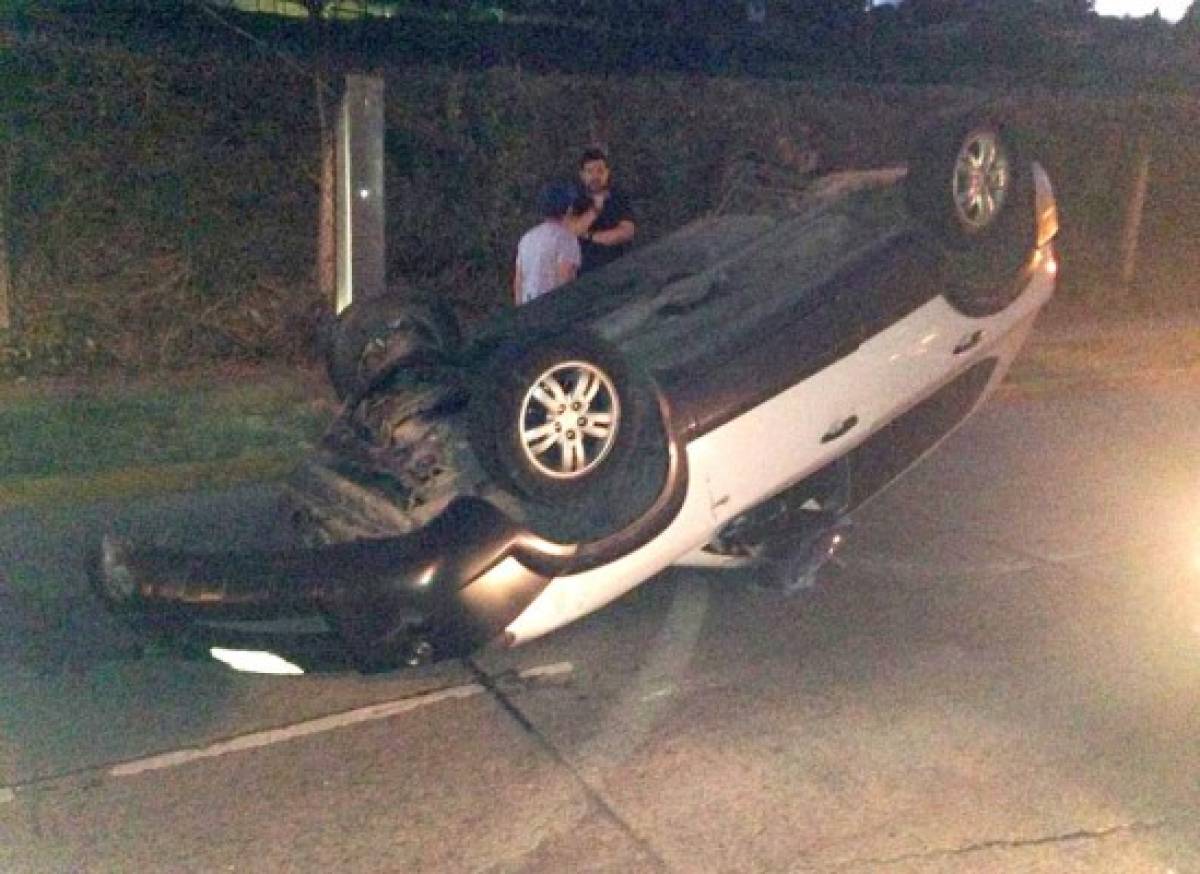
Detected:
left=91, top=496, right=575, bottom=672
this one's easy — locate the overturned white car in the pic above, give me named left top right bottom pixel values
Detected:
left=93, top=109, right=1059, bottom=673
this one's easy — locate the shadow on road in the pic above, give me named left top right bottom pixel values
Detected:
left=0, top=486, right=292, bottom=785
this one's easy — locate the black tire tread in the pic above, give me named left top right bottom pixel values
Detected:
left=327, top=294, right=461, bottom=400
left=468, top=333, right=670, bottom=542
left=905, top=110, right=1037, bottom=316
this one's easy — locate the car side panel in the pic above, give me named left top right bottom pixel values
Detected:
left=697, top=259, right=1053, bottom=529
left=504, top=258, right=1054, bottom=645
left=656, top=227, right=943, bottom=441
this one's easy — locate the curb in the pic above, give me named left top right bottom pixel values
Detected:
left=999, top=364, right=1200, bottom=401
left=1002, top=312, right=1200, bottom=398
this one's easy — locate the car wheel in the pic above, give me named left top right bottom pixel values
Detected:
left=906, top=113, right=1036, bottom=316
left=327, top=294, right=461, bottom=400
left=471, top=333, right=665, bottom=509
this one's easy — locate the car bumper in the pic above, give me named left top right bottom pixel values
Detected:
left=91, top=495, right=576, bottom=672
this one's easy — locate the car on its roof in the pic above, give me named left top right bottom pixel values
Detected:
left=93, top=108, right=1060, bottom=674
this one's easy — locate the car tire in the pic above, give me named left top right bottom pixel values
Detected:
left=470, top=333, right=666, bottom=510
left=906, top=113, right=1036, bottom=316
left=327, top=294, right=461, bottom=400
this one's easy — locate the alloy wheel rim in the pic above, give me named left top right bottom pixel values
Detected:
left=519, top=361, right=620, bottom=480
left=952, top=130, right=1010, bottom=232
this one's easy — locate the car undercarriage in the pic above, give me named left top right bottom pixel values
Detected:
left=92, top=109, right=1060, bottom=673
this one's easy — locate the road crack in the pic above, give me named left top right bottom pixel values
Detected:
left=830, top=817, right=1176, bottom=869
left=466, top=658, right=672, bottom=872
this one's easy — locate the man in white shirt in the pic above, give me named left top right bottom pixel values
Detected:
left=513, top=182, right=587, bottom=306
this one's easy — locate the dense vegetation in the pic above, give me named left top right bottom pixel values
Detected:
left=2, top=1, right=1198, bottom=375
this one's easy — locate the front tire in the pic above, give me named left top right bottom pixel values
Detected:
left=470, top=333, right=668, bottom=518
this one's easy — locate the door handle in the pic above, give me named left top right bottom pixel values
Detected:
left=953, top=330, right=984, bottom=355
left=821, top=415, right=859, bottom=444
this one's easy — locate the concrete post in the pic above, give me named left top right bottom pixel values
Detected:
left=335, top=74, right=386, bottom=314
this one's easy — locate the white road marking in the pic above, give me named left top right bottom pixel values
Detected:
left=106, top=661, right=578, bottom=781
left=516, top=661, right=574, bottom=680
left=0, top=662, right=577, bottom=798
left=110, top=682, right=485, bottom=779
left=640, top=686, right=676, bottom=703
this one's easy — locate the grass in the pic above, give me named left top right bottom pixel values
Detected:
left=0, top=452, right=305, bottom=508
left=0, top=365, right=337, bottom=506
left=2, top=311, right=1199, bottom=510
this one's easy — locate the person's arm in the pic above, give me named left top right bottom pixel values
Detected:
left=572, top=204, right=599, bottom=239
left=556, top=258, right=579, bottom=286
left=513, top=265, right=523, bottom=305
left=584, top=190, right=635, bottom=247
left=586, top=219, right=635, bottom=247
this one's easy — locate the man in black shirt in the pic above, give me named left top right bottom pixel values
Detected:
left=576, top=147, right=636, bottom=274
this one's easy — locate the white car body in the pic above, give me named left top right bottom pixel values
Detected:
left=94, top=121, right=1061, bottom=674
left=508, top=234, right=1055, bottom=644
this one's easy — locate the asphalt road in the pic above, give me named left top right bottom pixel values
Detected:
left=2, top=377, right=1199, bottom=873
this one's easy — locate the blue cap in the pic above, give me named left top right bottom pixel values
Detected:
left=538, top=180, right=580, bottom=218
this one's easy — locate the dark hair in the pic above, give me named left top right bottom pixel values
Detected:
left=537, top=180, right=579, bottom=219
left=579, top=146, right=609, bottom=168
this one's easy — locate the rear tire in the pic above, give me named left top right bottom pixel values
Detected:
left=327, top=294, right=461, bottom=400
left=906, top=113, right=1036, bottom=316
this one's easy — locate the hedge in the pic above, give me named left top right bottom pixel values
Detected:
left=3, top=38, right=1197, bottom=375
